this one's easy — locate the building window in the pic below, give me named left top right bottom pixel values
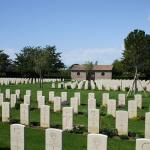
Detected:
left=77, top=72, right=80, bottom=76
left=101, top=72, right=105, bottom=76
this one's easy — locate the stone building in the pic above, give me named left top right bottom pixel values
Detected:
left=71, top=64, right=113, bottom=80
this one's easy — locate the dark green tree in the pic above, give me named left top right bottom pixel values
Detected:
left=112, top=59, right=124, bottom=79
left=15, top=45, right=65, bottom=87
left=0, top=50, right=11, bottom=76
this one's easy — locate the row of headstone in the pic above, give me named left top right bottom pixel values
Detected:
left=0, top=78, right=62, bottom=85
left=10, top=123, right=150, bottom=150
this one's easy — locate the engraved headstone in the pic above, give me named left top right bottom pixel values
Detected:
left=70, top=97, right=78, bottom=114
left=88, top=109, right=100, bottom=133
left=145, top=112, right=150, bottom=139
left=87, top=134, right=107, bottom=150
left=118, top=94, right=126, bottom=106
left=107, top=99, right=116, bottom=117
left=20, top=104, right=29, bottom=125
left=128, top=100, right=137, bottom=119
left=10, top=94, right=17, bottom=108
left=40, top=105, right=50, bottom=128
left=54, top=97, right=61, bottom=112
left=45, top=128, right=62, bottom=150
left=74, top=92, right=81, bottom=105
left=49, top=91, right=55, bottom=102
left=102, top=93, right=109, bottom=106
left=136, top=138, right=150, bottom=150
left=116, top=110, right=128, bottom=135
left=2, top=102, right=10, bottom=122
left=62, top=107, right=73, bottom=130
left=88, top=98, right=96, bottom=110
left=11, top=124, right=25, bottom=150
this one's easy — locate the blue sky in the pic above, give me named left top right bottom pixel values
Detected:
left=0, top=0, right=150, bottom=66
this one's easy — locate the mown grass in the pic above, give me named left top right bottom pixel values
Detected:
left=0, top=82, right=150, bottom=150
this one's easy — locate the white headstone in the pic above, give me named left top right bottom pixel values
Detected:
left=26, top=90, right=31, bottom=96
left=5, top=89, right=10, bottom=99
left=40, top=105, right=50, bottom=128
left=128, top=100, right=137, bottom=119
left=49, top=91, right=55, bottom=102
left=88, top=98, right=96, bottom=110
left=37, top=91, right=42, bottom=100
left=135, top=94, right=142, bottom=109
left=54, top=97, right=61, bottom=112
left=88, top=109, right=100, bottom=133
left=88, top=93, right=95, bottom=99
left=45, top=128, right=62, bottom=150
left=10, top=94, right=17, bottom=108
left=136, top=138, right=150, bottom=150
left=0, top=93, right=4, bottom=106
left=87, top=134, right=107, bottom=150
left=20, top=104, right=29, bottom=125
left=70, top=97, right=78, bottom=114
left=118, top=94, right=126, bottom=106
left=15, top=89, right=20, bottom=99
left=38, top=96, right=45, bottom=108
left=11, top=124, right=25, bottom=150
left=102, top=93, right=109, bottom=106
left=145, top=112, right=150, bottom=139
left=74, top=92, right=81, bottom=105
left=2, top=102, right=10, bottom=122
left=107, top=99, right=116, bottom=117
left=116, top=110, right=128, bottom=135
left=61, top=92, right=67, bottom=102
left=24, top=95, right=30, bottom=105
left=62, top=107, right=73, bottom=130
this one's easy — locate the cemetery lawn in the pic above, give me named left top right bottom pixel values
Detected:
left=0, top=83, right=150, bottom=150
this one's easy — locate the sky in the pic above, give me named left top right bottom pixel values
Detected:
left=0, top=0, right=150, bottom=66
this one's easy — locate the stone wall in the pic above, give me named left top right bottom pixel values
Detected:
left=71, top=71, right=86, bottom=80
left=95, top=71, right=112, bottom=79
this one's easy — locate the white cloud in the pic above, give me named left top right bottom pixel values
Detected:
left=62, top=48, right=122, bottom=66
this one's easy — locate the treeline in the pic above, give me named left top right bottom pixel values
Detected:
left=1, top=29, right=150, bottom=80
left=0, top=46, right=70, bottom=79
left=112, top=29, right=150, bottom=80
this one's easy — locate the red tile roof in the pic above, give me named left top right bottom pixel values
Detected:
left=71, top=64, right=113, bottom=71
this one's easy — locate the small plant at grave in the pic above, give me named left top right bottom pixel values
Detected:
left=96, top=103, right=100, bottom=107
left=30, top=107, right=36, bottom=111
left=117, top=105, right=125, bottom=109
left=102, top=85, right=106, bottom=91
left=78, top=111, right=84, bottom=115
left=66, top=85, right=71, bottom=89
left=100, top=106, right=107, bottom=116
left=137, top=115, right=145, bottom=121
left=125, top=87, right=130, bottom=92
left=117, top=86, right=121, bottom=91
left=10, top=119, right=20, bottom=124
left=18, top=97, right=24, bottom=102
left=15, top=102, right=20, bottom=110
left=67, top=125, right=87, bottom=134
left=119, top=135, right=129, bottom=140
left=51, top=124, right=62, bottom=129
left=100, top=128, right=118, bottom=138
left=30, top=121, right=40, bottom=126
left=128, top=131, right=136, bottom=138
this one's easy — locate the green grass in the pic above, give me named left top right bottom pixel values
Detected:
left=0, top=83, right=150, bottom=150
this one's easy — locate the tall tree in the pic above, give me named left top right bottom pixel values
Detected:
left=0, top=50, right=11, bottom=76
left=15, top=45, right=65, bottom=87
left=123, top=29, right=149, bottom=75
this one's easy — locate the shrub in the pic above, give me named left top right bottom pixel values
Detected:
left=128, top=131, right=136, bottom=138
left=100, top=128, right=118, bottom=137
